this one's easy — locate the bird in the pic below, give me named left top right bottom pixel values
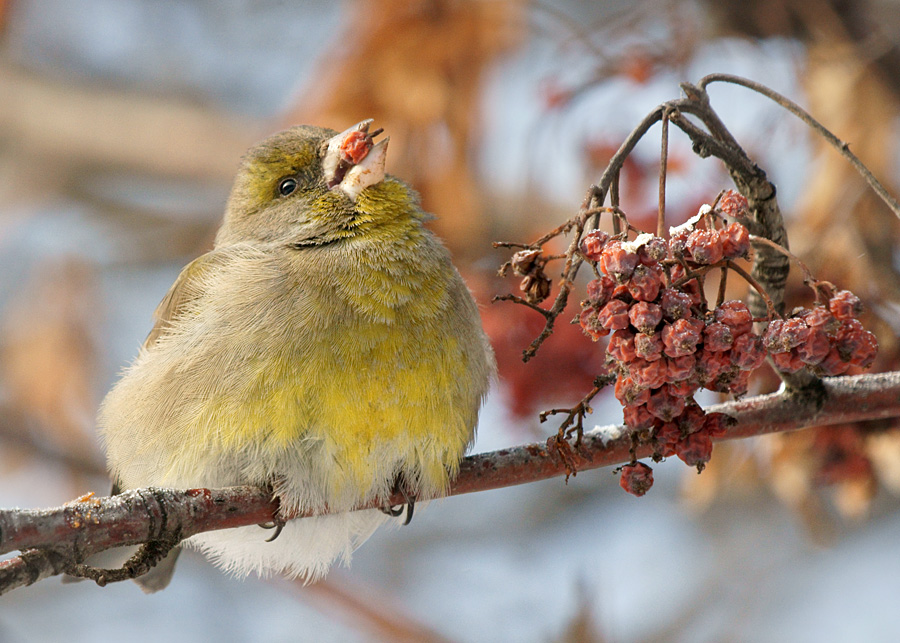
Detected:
left=97, top=120, right=495, bottom=589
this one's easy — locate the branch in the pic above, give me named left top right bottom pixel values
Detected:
left=3, top=371, right=899, bottom=595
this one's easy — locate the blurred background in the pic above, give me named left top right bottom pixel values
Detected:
left=2, top=0, right=900, bottom=640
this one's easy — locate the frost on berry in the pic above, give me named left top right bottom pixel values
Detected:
left=579, top=306, right=608, bottom=340
left=629, top=302, right=663, bottom=333
left=619, top=462, right=654, bottom=496
left=721, top=222, right=750, bottom=259
left=638, top=235, right=668, bottom=265
left=685, top=229, right=724, bottom=265
left=676, top=430, right=713, bottom=470
left=634, top=332, right=664, bottom=361
left=627, top=264, right=663, bottom=301
left=718, top=190, right=749, bottom=219
left=580, top=230, right=610, bottom=262
left=662, top=318, right=703, bottom=358
left=703, top=322, right=734, bottom=352
left=597, top=299, right=631, bottom=330
left=660, top=288, right=693, bottom=321
left=600, top=241, right=639, bottom=281
left=714, top=300, right=752, bottom=336
left=586, top=276, right=616, bottom=308
left=608, top=329, right=637, bottom=362
left=829, top=290, right=863, bottom=320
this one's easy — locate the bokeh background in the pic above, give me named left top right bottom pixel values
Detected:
left=2, top=1, right=900, bottom=641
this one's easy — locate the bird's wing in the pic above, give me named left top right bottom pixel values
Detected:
left=143, top=250, right=230, bottom=349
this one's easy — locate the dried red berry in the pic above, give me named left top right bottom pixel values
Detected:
left=772, top=349, right=805, bottom=374
left=720, top=221, right=750, bottom=259
left=668, top=378, right=698, bottom=397
left=623, top=403, right=656, bottom=430
left=662, top=318, right=703, bottom=358
left=731, top=333, right=766, bottom=370
left=797, top=326, right=831, bottom=365
left=600, top=241, right=639, bottom=281
left=586, top=276, right=616, bottom=308
left=686, top=229, right=724, bottom=264
left=629, top=358, right=668, bottom=389
left=579, top=306, right=609, bottom=340
left=614, top=376, right=650, bottom=407
left=608, top=329, right=637, bottom=362
left=646, top=385, right=686, bottom=422
left=803, top=306, right=842, bottom=337
left=629, top=302, right=663, bottom=333
left=667, top=354, right=697, bottom=381
left=714, top=300, right=753, bottom=336
left=619, top=462, right=654, bottom=496
left=676, top=430, right=713, bottom=469
left=829, top=290, right=863, bottom=320
left=660, top=288, right=693, bottom=321
left=698, top=348, right=733, bottom=386
left=703, top=322, right=734, bottom=352
left=727, top=369, right=751, bottom=397
left=718, top=190, right=749, bottom=218
left=597, top=299, right=631, bottom=331
left=638, top=236, right=668, bottom=265
left=703, top=412, right=732, bottom=438
left=634, top=332, right=664, bottom=362
left=678, top=403, right=707, bottom=434
left=839, top=329, right=878, bottom=368
left=818, top=347, right=851, bottom=376
left=669, top=264, right=702, bottom=305
left=580, top=230, right=610, bottom=261
left=627, top=264, right=663, bottom=302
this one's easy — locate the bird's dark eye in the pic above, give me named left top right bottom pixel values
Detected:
left=278, top=177, right=298, bottom=197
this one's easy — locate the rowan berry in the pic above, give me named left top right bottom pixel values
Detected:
left=608, top=329, right=637, bottom=362
left=638, top=235, right=668, bottom=265
left=703, top=322, right=734, bottom=352
left=600, top=241, right=639, bottom=281
left=772, top=349, right=805, bottom=374
left=634, top=332, right=664, bottom=362
left=619, top=462, right=654, bottom=496
left=580, top=230, right=610, bottom=261
left=662, top=318, right=703, bottom=358
left=597, top=299, right=631, bottom=330
left=579, top=306, right=608, bottom=340
left=646, top=385, right=686, bottom=422
left=629, top=358, right=668, bottom=389
left=721, top=221, right=750, bottom=259
left=614, top=376, right=650, bottom=407
left=829, top=290, right=863, bottom=320
left=714, top=300, right=753, bottom=336
left=697, top=348, right=733, bottom=386
left=666, top=354, right=697, bottom=381
left=660, top=288, right=693, bottom=321
left=818, top=347, right=851, bottom=376
left=838, top=329, right=878, bottom=368
left=627, top=264, right=663, bottom=301
left=629, top=302, right=663, bottom=333
left=686, top=229, right=724, bottom=264
left=731, top=333, right=766, bottom=370
left=797, top=326, right=831, bottom=365
left=668, top=378, right=698, bottom=397
left=718, top=190, right=749, bottom=218
left=803, top=306, right=841, bottom=337
left=586, top=276, right=616, bottom=308
left=623, top=402, right=655, bottom=430
left=654, top=422, right=681, bottom=458
left=678, top=403, right=707, bottom=434
left=676, top=430, right=713, bottom=469
left=669, top=264, right=702, bottom=305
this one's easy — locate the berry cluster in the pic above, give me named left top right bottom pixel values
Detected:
left=764, top=290, right=877, bottom=376
left=576, top=203, right=877, bottom=497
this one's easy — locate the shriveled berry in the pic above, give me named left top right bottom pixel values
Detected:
left=714, top=300, right=753, bottom=336
left=614, top=376, right=650, bottom=407
left=829, top=290, right=863, bottom=320
left=686, top=229, right=724, bottom=264
left=510, top=249, right=541, bottom=275
left=703, top=322, right=734, bottom=352
left=646, top=385, right=686, bottom=422
left=662, top=318, right=703, bottom=358
left=839, top=329, right=878, bottom=368
left=797, top=326, right=831, bottom=365
left=669, top=227, right=691, bottom=257
left=654, top=422, right=681, bottom=458
left=623, top=403, right=655, bottom=430
left=629, top=302, right=663, bottom=333
left=634, top=331, right=664, bottom=361
left=619, top=462, right=654, bottom=496
left=718, top=190, right=749, bottom=218
left=660, top=288, right=693, bottom=321
left=772, top=349, right=805, bottom=374
left=607, top=329, right=636, bottom=362
left=731, top=333, right=766, bottom=370
left=638, top=236, right=668, bottom=265
left=727, top=370, right=751, bottom=397
left=677, top=430, right=713, bottom=469
left=579, top=306, right=609, bottom=340
left=818, top=347, right=851, bottom=376
left=580, top=230, right=610, bottom=261
left=698, top=348, right=733, bottom=386
left=600, top=241, right=639, bottom=281
left=597, top=299, right=631, bottom=330
left=721, top=221, right=750, bottom=259
left=803, top=306, right=842, bottom=337
left=678, top=403, right=707, bottom=434
left=667, top=354, right=697, bottom=381
left=668, top=378, right=698, bottom=397
left=629, top=358, right=668, bottom=389
left=627, top=264, right=663, bottom=301
left=703, top=412, right=732, bottom=438
left=586, top=276, right=616, bottom=307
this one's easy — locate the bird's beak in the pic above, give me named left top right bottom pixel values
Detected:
left=322, top=119, right=389, bottom=201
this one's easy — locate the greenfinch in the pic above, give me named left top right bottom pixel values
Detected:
left=98, top=121, right=495, bottom=587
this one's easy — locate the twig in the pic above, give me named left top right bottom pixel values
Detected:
left=698, top=73, right=900, bottom=221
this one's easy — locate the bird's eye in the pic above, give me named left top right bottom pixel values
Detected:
left=278, top=177, right=298, bottom=197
